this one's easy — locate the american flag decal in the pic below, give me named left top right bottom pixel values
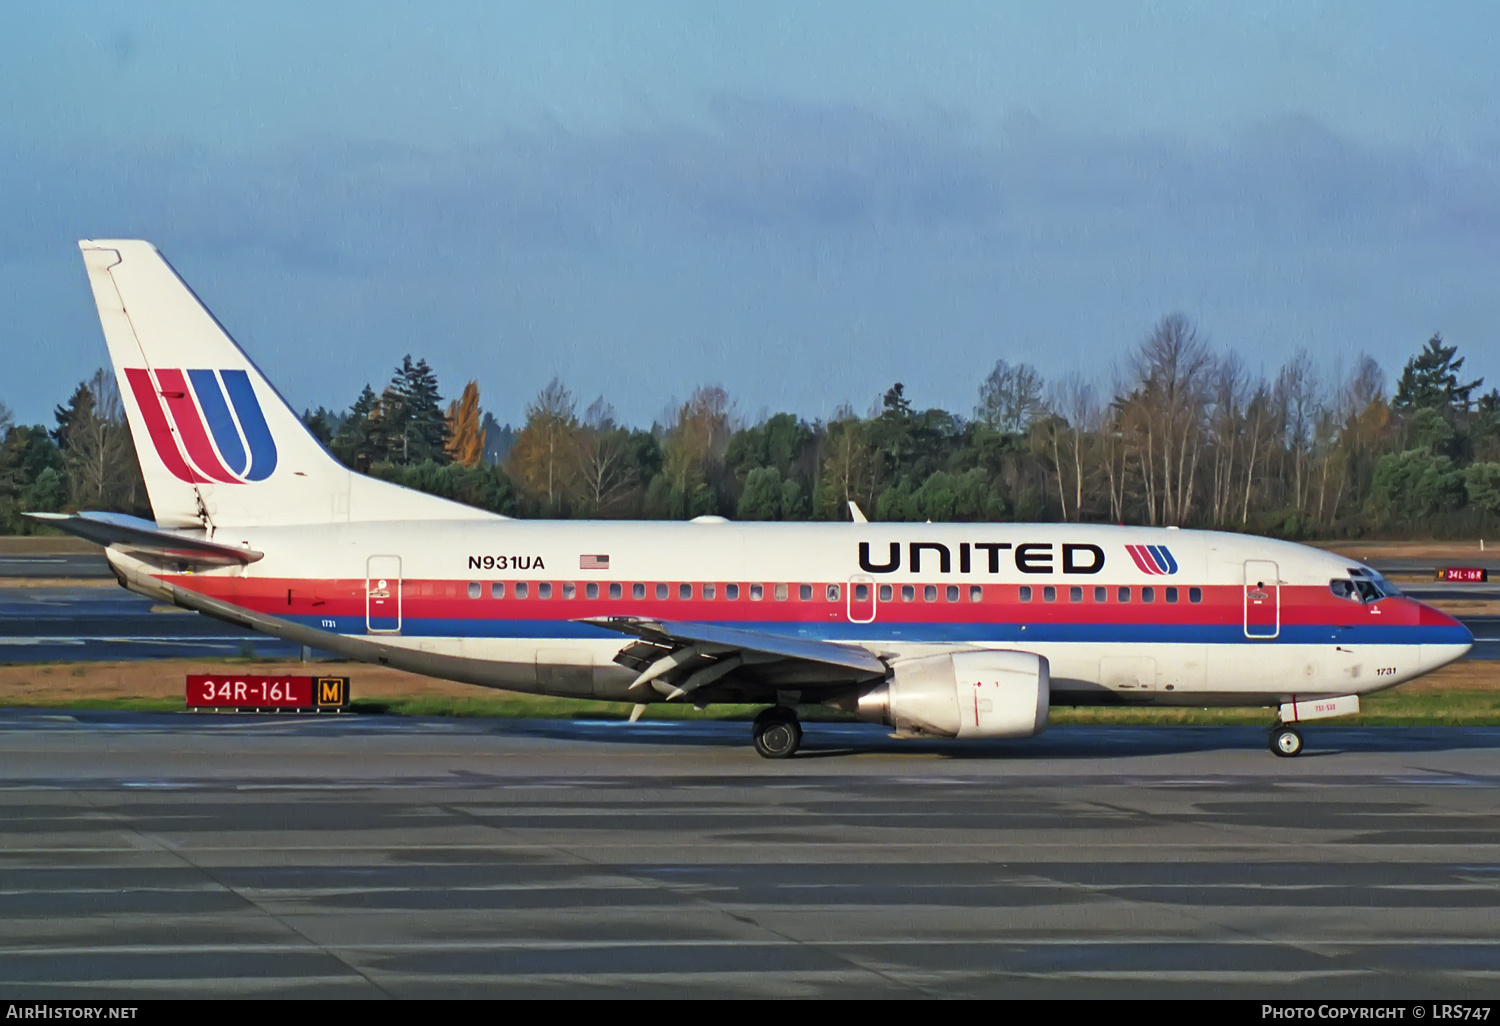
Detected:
left=580, top=554, right=610, bottom=570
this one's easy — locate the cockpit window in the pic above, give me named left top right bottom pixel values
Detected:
left=1331, top=577, right=1388, bottom=603
left=1348, top=566, right=1401, bottom=595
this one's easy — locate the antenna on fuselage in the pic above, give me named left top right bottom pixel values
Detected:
left=848, top=501, right=868, bottom=524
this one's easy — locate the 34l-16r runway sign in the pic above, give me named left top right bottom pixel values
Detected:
left=1437, top=567, right=1489, bottom=582
left=187, top=674, right=349, bottom=712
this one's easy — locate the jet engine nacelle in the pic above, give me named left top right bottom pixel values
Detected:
left=856, top=650, right=1049, bottom=739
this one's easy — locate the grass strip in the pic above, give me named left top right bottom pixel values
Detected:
left=6, top=689, right=1500, bottom=725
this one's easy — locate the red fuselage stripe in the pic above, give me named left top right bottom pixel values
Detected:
left=168, top=577, right=1430, bottom=629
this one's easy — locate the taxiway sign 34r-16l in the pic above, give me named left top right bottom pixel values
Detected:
left=36, top=239, right=1473, bottom=758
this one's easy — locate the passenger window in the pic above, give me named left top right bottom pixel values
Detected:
left=878, top=584, right=893, bottom=602
left=563, top=583, right=576, bottom=599
left=609, top=583, right=622, bottom=599
left=1043, top=586, right=1056, bottom=602
left=1070, top=586, right=1082, bottom=602
left=750, top=584, right=764, bottom=600
left=1094, top=586, right=1106, bottom=602
left=799, top=584, right=812, bottom=601
left=969, top=585, right=983, bottom=602
left=538, top=583, right=553, bottom=599
left=923, top=585, right=937, bottom=602
left=1117, top=587, right=1131, bottom=603
left=656, top=583, right=668, bottom=600
left=855, top=584, right=869, bottom=601
left=1020, top=585, right=1033, bottom=602
left=726, top=584, right=740, bottom=600
left=468, top=582, right=481, bottom=599
left=1189, top=587, right=1202, bottom=603
left=901, top=585, right=915, bottom=602
left=704, top=583, right=717, bottom=600
left=632, top=583, right=645, bottom=600
left=515, top=582, right=529, bottom=599
left=679, top=583, right=692, bottom=600
left=1142, top=586, right=1154, bottom=603
left=1165, top=586, right=1178, bottom=603
left=946, top=585, right=959, bottom=602
left=586, top=583, right=599, bottom=599
left=490, top=582, right=505, bottom=599
left=774, top=584, right=789, bottom=601
left=827, top=584, right=841, bottom=601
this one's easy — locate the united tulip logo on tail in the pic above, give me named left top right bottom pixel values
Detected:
left=125, top=368, right=278, bottom=484
left=1125, top=544, right=1178, bottom=575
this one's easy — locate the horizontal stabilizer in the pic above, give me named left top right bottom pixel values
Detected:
left=26, top=512, right=264, bottom=567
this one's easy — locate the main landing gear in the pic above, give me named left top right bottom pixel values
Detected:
left=1269, top=724, right=1304, bottom=758
left=752, top=706, right=802, bottom=759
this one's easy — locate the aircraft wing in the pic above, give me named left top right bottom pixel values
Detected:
left=578, top=615, right=886, bottom=701
left=25, top=511, right=264, bottom=568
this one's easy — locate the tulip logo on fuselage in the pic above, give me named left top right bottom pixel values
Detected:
left=1125, top=544, right=1178, bottom=575
left=124, top=367, right=278, bottom=485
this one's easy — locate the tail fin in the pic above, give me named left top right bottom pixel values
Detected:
left=78, top=240, right=497, bottom=529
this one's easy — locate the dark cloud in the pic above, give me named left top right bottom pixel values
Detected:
left=4, top=99, right=1499, bottom=424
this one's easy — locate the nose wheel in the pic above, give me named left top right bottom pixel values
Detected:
left=752, top=707, right=802, bottom=759
left=1270, top=725, right=1304, bottom=757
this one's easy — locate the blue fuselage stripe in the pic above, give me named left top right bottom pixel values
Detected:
left=291, top=615, right=1472, bottom=647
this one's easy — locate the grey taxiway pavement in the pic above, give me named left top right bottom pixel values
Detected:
left=1, top=712, right=1498, bottom=998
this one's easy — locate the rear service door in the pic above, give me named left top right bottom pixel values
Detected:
left=1243, top=559, right=1279, bottom=639
left=847, top=575, right=877, bottom=624
left=366, top=555, right=402, bottom=634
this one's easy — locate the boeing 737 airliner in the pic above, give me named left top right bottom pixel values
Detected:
left=35, top=240, right=1473, bottom=758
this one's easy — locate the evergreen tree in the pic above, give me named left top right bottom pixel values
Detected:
left=52, top=383, right=95, bottom=452
left=1393, top=335, right=1483, bottom=414
left=331, top=385, right=381, bottom=470
left=302, top=408, right=334, bottom=447
left=378, top=356, right=448, bottom=465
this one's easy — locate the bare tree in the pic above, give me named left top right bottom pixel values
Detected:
left=1206, top=354, right=1249, bottom=526
left=976, top=359, right=1047, bottom=433
left=1047, top=373, right=1100, bottom=521
left=60, top=369, right=141, bottom=512
left=1274, top=349, right=1319, bottom=512
left=577, top=397, right=634, bottom=515
left=507, top=378, right=580, bottom=511
left=1120, top=315, right=1213, bottom=525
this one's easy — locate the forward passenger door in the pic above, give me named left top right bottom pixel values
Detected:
left=1243, top=560, right=1279, bottom=639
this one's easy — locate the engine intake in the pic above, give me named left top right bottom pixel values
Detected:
left=855, top=650, right=1049, bottom=739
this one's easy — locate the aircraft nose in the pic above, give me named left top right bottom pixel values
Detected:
left=1416, top=600, right=1472, bottom=672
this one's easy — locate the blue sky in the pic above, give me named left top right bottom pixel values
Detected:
left=4, top=2, right=1499, bottom=425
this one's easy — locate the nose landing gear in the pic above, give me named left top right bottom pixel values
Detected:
left=1269, top=725, right=1304, bottom=757
left=752, top=706, right=802, bottom=759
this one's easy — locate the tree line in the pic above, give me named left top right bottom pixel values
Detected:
left=4, top=315, right=1499, bottom=537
